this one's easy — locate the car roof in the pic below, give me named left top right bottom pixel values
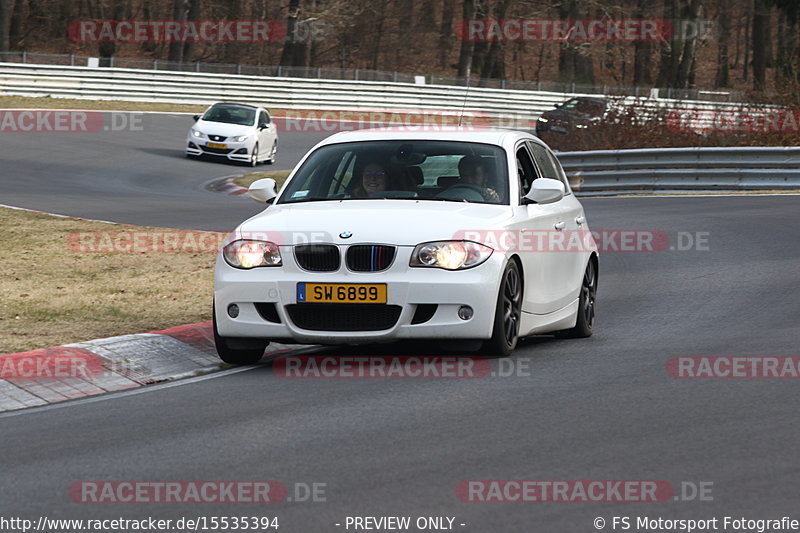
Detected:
left=316, top=127, right=535, bottom=148
left=210, top=102, right=259, bottom=110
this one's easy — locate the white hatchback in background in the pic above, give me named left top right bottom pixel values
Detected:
left=213, top=128, right=598, bottom=364
left=186, top=102, right=278, bottom=166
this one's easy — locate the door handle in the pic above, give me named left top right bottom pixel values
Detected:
left=575, top=216, right=586, bottom=225
left=554, top=221, right=566, bottom=231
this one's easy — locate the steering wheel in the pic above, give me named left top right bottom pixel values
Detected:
left=435, top=183, right=486, bottom=202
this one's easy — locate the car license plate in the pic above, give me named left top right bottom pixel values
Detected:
left=207, top=142, right=227, bottom=149
left=297, top=283, right=387, bottom=304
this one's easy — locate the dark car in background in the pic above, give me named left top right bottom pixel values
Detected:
left=535, top=97, right=608, bottom=137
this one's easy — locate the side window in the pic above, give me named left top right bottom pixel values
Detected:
left=259, top=110, right=269, bottom=125
left=527, top=141, right=569, bottom=191
left=515, top=145, right=539, bottom=196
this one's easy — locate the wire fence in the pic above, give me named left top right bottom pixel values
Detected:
left=0, top=51, right=744, bottom=102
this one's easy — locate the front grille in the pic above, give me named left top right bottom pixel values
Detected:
left=294, top=244, right=340, bottom=272
left=202, top=146, right=233, bottom=154
left=286, top=304, right=402, bottom=331
left=346, top=245, right=396, bottom=272
left=208, top=135, right=227, bottom=142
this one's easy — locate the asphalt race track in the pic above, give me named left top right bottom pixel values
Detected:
left=2, top=113, right=799, bottom=531
left=0, top=112, right=332, bottom=230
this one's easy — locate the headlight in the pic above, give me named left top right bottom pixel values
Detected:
left=537, top=117, right=549, bottom=123
left=191, top=129, right=204, bottom=138
left=222, top=240, right=282, bottom=269
left=410, top=241, right=492, bottom=270
left=232, top=135, right=249, bottom=142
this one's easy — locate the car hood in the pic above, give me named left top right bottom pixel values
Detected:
left=193, top=120, right=253, bottom=137
left=236, top=200, right=514, bottom=247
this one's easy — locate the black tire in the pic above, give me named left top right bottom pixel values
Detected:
left=265, top=140, right=277, bottom=165
left=555, top=258, right=597, bottom=338
left=213, top=305, right=269, bottom=364
left=482, top=260, right=523, bottom=357
left=249, top=143, right=259, bottom=167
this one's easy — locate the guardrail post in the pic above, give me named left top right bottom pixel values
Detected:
left=154, top=60, right=158, bottom=70
left=196, top=62, right=200, bottom=72
left=69, top=54, right=75, bottom=66
left=355, top=69, right=359, bottom=81
left=22, top=51, right=27, bottom=63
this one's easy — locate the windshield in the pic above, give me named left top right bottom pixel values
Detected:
left=277, top=140, right=510, bottom=205
left=201, top=105, right=256, bottom=126
left=561, top=99, right=605, bottom=115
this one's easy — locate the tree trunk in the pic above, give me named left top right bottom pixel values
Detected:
left=632, top=0, right=655, bottom=86
left=656, top=0, right=679, bottom=87
left=752, top=0, right=770, bottom=90
left=167, top=0, right=189, bottom=63
left=438, top=0, right=455, bottom=69
left=674, top=0, right=703, bottom=88
left=715, top=8, right=731, bottom=87
left=557, top=0, right=594, bottom=85
left=456, top=0, right=476, bottom=79
left=0, top=0, right=12, bottom=52
left=181, top=0, right=201, bottom=63
left=478, top=0, right=509, bottom=81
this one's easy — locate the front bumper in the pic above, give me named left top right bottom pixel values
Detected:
left=213, top=246, right=505, bottom=344
left=186, top=137, right=253, bottom=162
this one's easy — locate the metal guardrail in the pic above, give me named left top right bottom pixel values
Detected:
left=0, top=51, right=747, bottom=102
left=0, top=62, right=762, bottom=127
left=0, top=62, right=572, bottom=123
left=558, top=147, right=800, bottom=192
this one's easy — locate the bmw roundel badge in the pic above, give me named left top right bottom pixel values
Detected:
left=339, top=231, right=353, bottom=239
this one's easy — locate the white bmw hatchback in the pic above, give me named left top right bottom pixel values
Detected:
left=186, top=102, right=278, bottom=166
left=213, top=128, right=597, bottom=363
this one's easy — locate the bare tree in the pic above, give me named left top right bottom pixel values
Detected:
left=557, top=0, right=595, bottom=85
left=167, top=0, right=189, bottom=63
left=456, top=0, right=476, bottom=79
left=0, top=0, right=11, bottom=52
left=751, top=0, right=770, bottom=90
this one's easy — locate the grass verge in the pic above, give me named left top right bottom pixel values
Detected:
left=0, top=207, right=218, bottom=354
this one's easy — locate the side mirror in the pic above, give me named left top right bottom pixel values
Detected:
left=193, top=114, right=200, bottom=122
left=554, top=103, right=562, bottom=108
left=247, top=178, right=278, bottom=204
left=258, top=122, right=268, bottom=130
left=523, top=178, right=565, bottom=205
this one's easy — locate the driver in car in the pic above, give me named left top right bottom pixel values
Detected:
left=458, top=155, right=501, bottom=203
left=351, top=162, right=390, bottom=197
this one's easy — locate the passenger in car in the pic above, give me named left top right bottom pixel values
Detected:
left=458, top=155, right=501, bottom=202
